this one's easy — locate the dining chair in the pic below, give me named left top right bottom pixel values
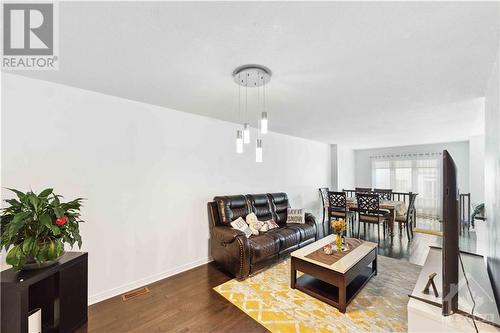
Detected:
left=395, top=193, right=417, bottom=239
left=355, top=187, right=372, bottom=194
left=356, top=193, right=390, bottom=244
left=318, top=188, right=329, bottom=237
left=374, top=188, right=393, bottom=201
left=327, top=191, right=354, bottom=235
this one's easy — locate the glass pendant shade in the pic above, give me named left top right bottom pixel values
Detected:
left=236, top=130, right=243, bottom=153
left=261, top=112, right=268, bottom=134
left=243, top=123, right=250, bottom=144
left=256, top=139, right=263, bottom=163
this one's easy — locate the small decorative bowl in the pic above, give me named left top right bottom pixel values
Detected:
left=323, top=244, right=334, bottom=255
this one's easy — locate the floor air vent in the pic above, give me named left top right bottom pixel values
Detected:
left=121, top=287, right=150, bottom=301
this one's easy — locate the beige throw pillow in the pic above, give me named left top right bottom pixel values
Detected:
left=264, top=218, right=279, bottom=229
left=230, top=217, right=252, bottom=238
left=287, top=208, right=305, bottom=224
left=246, top=213, right=266, bottom=235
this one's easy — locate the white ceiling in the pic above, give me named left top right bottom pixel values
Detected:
left=14, top=1, right=499, bottom=148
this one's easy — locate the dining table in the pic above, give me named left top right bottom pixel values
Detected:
left=346, top=197, right=407, bottom=237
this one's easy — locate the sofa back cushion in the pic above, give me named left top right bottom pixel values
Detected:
left=213, top=195, right=250, bottom=225
left=268, top=193, right=290, bottom=225
left=246, top=194, right=273, bottom=221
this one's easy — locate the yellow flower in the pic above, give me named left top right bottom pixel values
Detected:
left=331, top=219, right=347, bottom=234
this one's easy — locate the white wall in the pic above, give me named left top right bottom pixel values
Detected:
left=354, top=141, right=470, bottom=193
left=330, top=144, right=338, bottom=190
left=484, top=46, right=500, bottom=306
left=337, top=145, right=355, bottom=191
left=1, top=74, right=331, bottom=304
left=329, top=144, right=355, bottom=191
left=469, top=135, right=485, bottom=206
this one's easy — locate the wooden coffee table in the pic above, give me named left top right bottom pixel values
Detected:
left=290, top=235, right=377, bottom=313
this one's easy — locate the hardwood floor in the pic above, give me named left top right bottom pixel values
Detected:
left=77, top=221, right=478, bottom=333
left=77, top=262, right=267, bottom=333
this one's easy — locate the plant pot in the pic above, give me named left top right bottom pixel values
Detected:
left=22, top=251, right=66, bottom=271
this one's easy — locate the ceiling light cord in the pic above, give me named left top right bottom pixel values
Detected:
left=238, top=73, right=241, bottom=124
left=257, top=72, right=261, bottom=138
left=263, top=72, right=266, bottom=111
left=245, top=73, right=248, bottom=123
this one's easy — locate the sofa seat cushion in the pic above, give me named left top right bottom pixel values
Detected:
left=286, top=223, right=316, bottom=243
left=266, top=227, right=301, bottom=252
left=395, top=215, right=407, bottom=222
left=248, top=234, right=280, bottom=264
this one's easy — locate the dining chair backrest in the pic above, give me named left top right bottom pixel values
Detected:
left=356, top=193, right=380, bottom=215
left=319, top=188, right=329, bottom=209
left=328, top=191, right=347, bottom=212
left=355, top=187, right=372, bottom=194
left=374, top=188, right=393, bottom=201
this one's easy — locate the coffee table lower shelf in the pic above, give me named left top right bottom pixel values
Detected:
left=294, top=266, right=376, bottom=312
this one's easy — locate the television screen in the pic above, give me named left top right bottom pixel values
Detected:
left=442, top=150, right=459, bottom=316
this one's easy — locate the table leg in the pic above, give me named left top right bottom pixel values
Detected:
left=388, top=208, right=395, bottom=238
left=290, top=258, right=296, bottom=289
left=339, top=278, right=346, bottom=313
left=373, top=255, right=378, bottom=276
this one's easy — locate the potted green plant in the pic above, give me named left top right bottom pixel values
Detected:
left=0, top=188, right=84, bottom=271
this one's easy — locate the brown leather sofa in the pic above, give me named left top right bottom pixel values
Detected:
left=207, top=192, right=317, bottom=280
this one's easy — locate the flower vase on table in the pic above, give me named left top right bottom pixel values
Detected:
left=335, top=233, right=342, bottom=252
left=331, top=219, right=347, bottom=252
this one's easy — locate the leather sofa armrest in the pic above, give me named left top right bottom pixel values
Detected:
left=305, top=212, right=316, bottom=226
left=305, top=212, right=318, bottom=240
left=212, top=225, right=246, bottom=244
left=210, top=225, right=250, bottom=279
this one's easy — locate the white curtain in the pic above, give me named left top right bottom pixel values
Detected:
left=371, top=153, right=443, bottom=220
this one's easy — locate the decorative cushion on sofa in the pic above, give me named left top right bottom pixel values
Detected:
left=287, top=208, right=305, bottom=224
left=246, top=213, right=269, bottom=235
left=263, top=218, right=279, bottom=230
left=230, top=217, right=252, bottom=238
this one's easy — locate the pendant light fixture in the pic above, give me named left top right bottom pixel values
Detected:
left=232, top=64, right=271, bottom=162
left=236, top=130, right=243, bottom=153
left=261, top=112, right=268, bottom=134
left=256, top=138, right=263, bottom=163
left=261, top=76, right=268, bottom=134
left=243, top=123, right=250, bottom=144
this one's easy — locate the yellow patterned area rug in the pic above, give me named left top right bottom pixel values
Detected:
left=214, top=256, right=421, bottom=333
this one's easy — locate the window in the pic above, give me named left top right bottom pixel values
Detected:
left=372, top=155, right=442, bottom=219
left=395, top=168, right=412, bottom=192
left=374, top=168, right=390, bottom=188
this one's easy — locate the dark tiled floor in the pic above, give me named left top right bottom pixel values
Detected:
left=348, top=218, right=478, bottom=265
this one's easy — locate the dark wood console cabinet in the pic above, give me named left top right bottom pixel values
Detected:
left=1, top=252, right=88, bottom=333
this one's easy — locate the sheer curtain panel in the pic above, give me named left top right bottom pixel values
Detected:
left=371, top=153, right=442, bottom=220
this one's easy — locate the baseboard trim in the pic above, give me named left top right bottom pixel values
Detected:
left=88, top=257, right=213, bottom=305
